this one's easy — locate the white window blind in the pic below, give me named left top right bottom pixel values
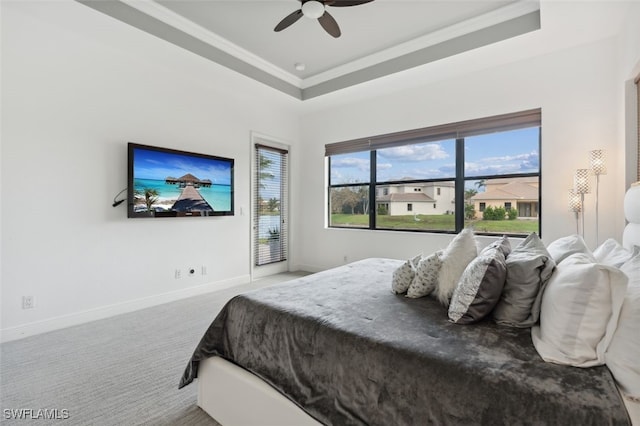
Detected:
left=255, top=144, right=288, bottom=266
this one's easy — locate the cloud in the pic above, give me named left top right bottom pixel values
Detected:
left=331, top=157, right=370, bottom=171
left=465, top=151, right=539, bottom=175
left=378, top=143, right=449, bottom=162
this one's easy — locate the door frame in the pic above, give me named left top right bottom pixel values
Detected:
left=250, top=132, right=290, bottom=280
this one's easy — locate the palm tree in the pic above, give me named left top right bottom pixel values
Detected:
left=465, top=188, right=478, bottom=200
left=475, top=179, right=486, bottom=191
left=258, top=154, right=274, bottom=187
left=135, top=188, right=160, bottom=212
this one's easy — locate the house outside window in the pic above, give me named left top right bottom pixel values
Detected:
left=326, top=109, right=541, bottom=236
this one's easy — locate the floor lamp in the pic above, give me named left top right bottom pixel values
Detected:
left=568, top=189, right=582, bottom=235
left=574, top=169, right=590, bottom=239
left=590, top=150, right=606, bottom=246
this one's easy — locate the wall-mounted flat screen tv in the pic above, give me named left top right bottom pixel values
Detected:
left=128, top=143, right=234, bottom=218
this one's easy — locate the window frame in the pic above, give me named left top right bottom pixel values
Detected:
left=326, top=109, right=542, bottom=237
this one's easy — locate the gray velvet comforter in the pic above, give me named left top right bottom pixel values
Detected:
left=180, top=258, right=630, bottom=425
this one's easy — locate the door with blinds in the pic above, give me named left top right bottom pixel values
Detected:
left=253, top=141, right=289, bottom=277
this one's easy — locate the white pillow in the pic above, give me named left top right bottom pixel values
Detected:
left=593, top=238, right=636, bottom=268
left=406, top=251, right=443, bottom=299
left=606, top=253, right=640, bottom=401
left=531, top=252, right=628, bottom=367
left=391, top=254, right=421, bottom=294
left=546, top=234, right=590, bottom=264
left=436, top=228, right=478, bottom=306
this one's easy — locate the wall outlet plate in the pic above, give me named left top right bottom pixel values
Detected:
left=22, top=296, right=34, bottom=309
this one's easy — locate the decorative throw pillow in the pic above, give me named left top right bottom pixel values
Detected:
left=492, top=233, right=555, bottom=327
left=482, top=235, right=511, bottom=257
left=436, top=228, right=478, bottom=306
left=546, top=234, right=590, bottom=264
left=391, top=254, right=421, bottom=294
left=605, top=253, right=640, bottom=401
left=448, top=247, right=507, bottom=324
left=406, top=251, right=443, bottom=299
left=531, top=252, right=628, bottom=367
left=593, top=238, right=635, bottom=268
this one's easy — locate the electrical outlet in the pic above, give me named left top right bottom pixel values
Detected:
left=175, top=269, right=182, bottom=279
left=343, top=255, right=348, bottom=263
left=22, top=296, right=34, bottom=309
left=201, top=265, right=207, bottom=275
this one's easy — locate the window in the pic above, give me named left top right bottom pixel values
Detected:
left=326, top=109, right=541, bottom=236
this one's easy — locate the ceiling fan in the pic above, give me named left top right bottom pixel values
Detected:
left=274, top=0, right=374, bottom=38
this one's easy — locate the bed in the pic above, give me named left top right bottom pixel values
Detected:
left=180, top=183, right=640, bottom=425
left=180, top=256, right=635, bottom=425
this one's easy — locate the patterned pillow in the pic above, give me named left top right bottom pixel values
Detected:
left=391, top=254, right=422, bottom=294
left=449, top=247, right=507, bottom=324
left=406, top=251, right=443, bottom=299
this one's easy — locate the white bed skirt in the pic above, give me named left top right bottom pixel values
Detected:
left=198, top=356, right=640, bottom=426
left=197, top=356, right=321, bottom=426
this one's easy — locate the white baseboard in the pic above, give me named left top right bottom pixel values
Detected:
left=0, top=274, right=251, bottom=343
left=295, top=264, right=325, bottom=274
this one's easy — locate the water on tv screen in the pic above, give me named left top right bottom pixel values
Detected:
left=128, top=143, right=234, bottom=218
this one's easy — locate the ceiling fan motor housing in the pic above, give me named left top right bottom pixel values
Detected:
left=302, top=1, right=325, bottom=19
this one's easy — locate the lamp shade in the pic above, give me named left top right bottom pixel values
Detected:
left=574, top=169, right=590, bottom=194
left=590, top=149, right=607, bottom=175
left=569, top=189, right=582, bottom=212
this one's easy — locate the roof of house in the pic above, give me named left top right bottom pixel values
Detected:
left=471, top=181, right=538, bottom=201
left=377, top=193, right=435, bottom=202
left=378, top=182, right=455, bottom=188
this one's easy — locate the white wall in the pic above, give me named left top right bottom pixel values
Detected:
left=0, top=1, right=300, bottom=340
left=296, top=2, right=635, bottom=272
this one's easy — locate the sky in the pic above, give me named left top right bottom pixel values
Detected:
left=330, top=127, right=539, bottom=186
left=133, top=146, right=233, bottom=185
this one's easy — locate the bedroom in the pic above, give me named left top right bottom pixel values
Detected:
left=1, top=0, right=639, bottom=424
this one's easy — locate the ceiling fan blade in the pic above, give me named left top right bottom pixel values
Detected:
left=325, top=0, right=374, bottom=7
left=318, top=11, right=341, bottom=38
left=274, top=9, right=303, bottom=32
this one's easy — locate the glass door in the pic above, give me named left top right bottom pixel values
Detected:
left=252, top=140, right=289, bottom=277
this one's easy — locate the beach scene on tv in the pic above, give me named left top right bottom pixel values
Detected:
left=132, top=147, right=232, bottom=215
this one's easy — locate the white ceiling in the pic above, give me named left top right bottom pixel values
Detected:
left=77, top=0, right=541, bottom=99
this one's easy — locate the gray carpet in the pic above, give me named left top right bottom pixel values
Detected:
left=0, top=272, right=309, bottom=426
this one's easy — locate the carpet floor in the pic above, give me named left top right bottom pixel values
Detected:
left=0, top=272, right=309, bottom=426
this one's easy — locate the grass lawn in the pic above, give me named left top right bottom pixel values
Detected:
left=331, top=214, right=538, bottom=234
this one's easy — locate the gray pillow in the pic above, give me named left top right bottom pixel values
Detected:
left=449, top=247, right=507, bottom=324
left=483, top=235, right=511, bottom=257
left=492, top=233, right=556, bottom=327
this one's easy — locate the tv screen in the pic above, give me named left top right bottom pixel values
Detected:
left=127, top=143, right=234, bottom=218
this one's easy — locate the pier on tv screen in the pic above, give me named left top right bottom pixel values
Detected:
left=127, top=143, right=234, bottom=218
